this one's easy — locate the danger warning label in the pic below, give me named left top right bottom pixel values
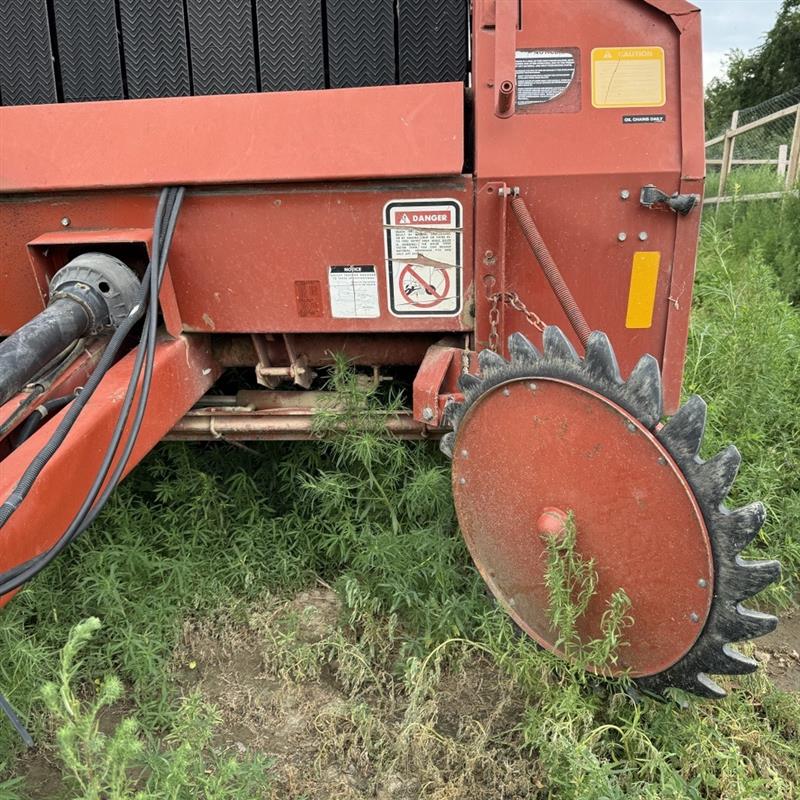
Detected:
left=383, top=199, right=462, bottom=317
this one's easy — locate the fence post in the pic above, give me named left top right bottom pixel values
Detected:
left=716, top=109, right=739, bottom=209
left=786, top=106, right=800, bottom=189
left=777, top=144, right=788, bottom=176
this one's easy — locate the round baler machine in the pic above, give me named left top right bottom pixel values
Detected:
left=0, top=0, right=782, bottom=735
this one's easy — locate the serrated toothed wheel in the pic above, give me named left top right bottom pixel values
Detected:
left=442, top=327, right=781, bottom=698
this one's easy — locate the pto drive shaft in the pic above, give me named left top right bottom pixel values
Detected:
left=0, top=254, right=140, bottom=406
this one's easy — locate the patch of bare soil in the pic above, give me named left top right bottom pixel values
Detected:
left=173, top=587, right=539, bottom=799
left=9, top=749, right=65, bottom=800
left=755, top=608, right=800, bottom=694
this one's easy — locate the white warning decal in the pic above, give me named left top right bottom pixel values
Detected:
left=328, top=265, right=380, bottom=319
left=383, top=199, right=463, bottom=317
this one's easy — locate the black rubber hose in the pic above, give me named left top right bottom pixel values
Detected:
left=0, top=188, right=184, bottom=594
left=11, top=394, right=76, bottom=448
left=0, top=298, right=91, bottom=406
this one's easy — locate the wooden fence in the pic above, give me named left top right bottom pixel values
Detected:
left=704, top=102, right=800, bottom=207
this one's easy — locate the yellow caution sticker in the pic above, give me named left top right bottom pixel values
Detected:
left=626, top=252, right=660, bottom=329
left=591, top=47, right=665, bottom=108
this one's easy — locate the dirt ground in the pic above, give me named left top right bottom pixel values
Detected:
left=756, top=608, right=800, bottom=694
left=14, top=590, right=800, bottom=799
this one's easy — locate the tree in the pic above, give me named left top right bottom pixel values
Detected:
left=705, top=0, right=800, bottom=132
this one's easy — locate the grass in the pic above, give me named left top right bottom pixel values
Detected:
left=0, top=206, right=798, bottom=798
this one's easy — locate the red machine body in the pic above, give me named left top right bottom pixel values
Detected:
left=0, top=0, right=705, bottom=623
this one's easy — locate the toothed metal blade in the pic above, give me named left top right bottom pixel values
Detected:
left=658, top=395, right=707, bottom=459
left=719, top=605, right=779, bottom=642
left=623, top=354, right=663, bottom=429
left=440, top=431, right=455, bottom=458
left=700, top=445, right=741, bottom=506
left=478, top=348, right=508, bottom=375
left=694, top=674, right=727, bottom=699
left=727, top=558, right=782, bottom=600
left=458, top=373, right=482, bottom=394
left=716, top=502, right=767, bottom=554
left=715, top=644, right=758, bottom=675
left=584, top=332, right=623, bottom=384
left=508, top=332, right=541, bottom=364
left=542, top=326, right=580, bottom=363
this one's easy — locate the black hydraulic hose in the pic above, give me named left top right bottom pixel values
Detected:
left=0, top=298, right=91, bottom=406
left=12, top=394, right=76, bottom=448
left=0, top=188, right=184, bottom=595
left=0, top=189, right=171, bottom=529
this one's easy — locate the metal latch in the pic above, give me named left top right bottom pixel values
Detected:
left=639, top=185, right=700, bottom=215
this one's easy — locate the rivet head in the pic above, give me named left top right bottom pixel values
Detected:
left=460, top=449, right=469, bottom=458
left=502, top=387, right=511, bottom=396
left=627, top=422, right=636, bottom=432
left=638, top=231, right=649, bottom=241
left=61, top=217, right=71, bottom=227
left=657, top=456, right=666, bottom=465
left=528, top=382, right=537, bottom=391
left=459, top=477, right=467, bottom=485
left=620, top=189, right=630, bottom=200
left=617, top=232, right=627, bottom=242
left=698, top=578, right=708, bottom=589
left=508, top=597, right=516, bottom=608
left=690, top=612, right=700, bottom=623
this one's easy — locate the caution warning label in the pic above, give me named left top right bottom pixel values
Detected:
left=383, top=199, right=462, bottom=317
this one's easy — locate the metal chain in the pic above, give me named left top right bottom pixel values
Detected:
left=487, top=291, right=547, bottom=352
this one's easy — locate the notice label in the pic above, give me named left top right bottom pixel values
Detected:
left=623, top=114, right=666, bottom=124
left=328, top=265, right=380, bottom=318
left=384, top=199, right=462, bottom=317
left=515, top=50, right=576, bottom=107
left=591, top=47, right=665, bottom=108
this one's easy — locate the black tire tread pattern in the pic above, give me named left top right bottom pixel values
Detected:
left=52, top=0, right=124, bottom=102
left=0, top=0, right=57, bottom=105
left=398, top=0, right=468, bottom=85
left=186, top=0, right=258, bottom=96
left=326, top=0, right=395, bottom=89
left=256, top=0, right=325, bottom=92
left=119, top=0, right=191, bottom=99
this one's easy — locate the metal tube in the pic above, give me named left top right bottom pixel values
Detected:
left=510, top=194, right=592, bottom=347
left=0, top=299, right=91, bottom=406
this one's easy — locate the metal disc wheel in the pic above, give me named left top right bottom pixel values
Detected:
left=441, top=327, right=781, bottom=698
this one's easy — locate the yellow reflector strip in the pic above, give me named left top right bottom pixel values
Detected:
left=626, top=252, right=660, bottom=329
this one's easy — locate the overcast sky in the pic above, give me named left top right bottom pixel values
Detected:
left=694, top=0, right=783, bottom=85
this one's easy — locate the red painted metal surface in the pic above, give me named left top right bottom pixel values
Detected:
left=473, top=0, right=705, bottom=413
left=452, top=377, right=713, bottom=677
left=0, top=84, right=465, bottom=193
left=0, top=181, right=473, bottom=336
left=0, top=335, right=220, bottom=607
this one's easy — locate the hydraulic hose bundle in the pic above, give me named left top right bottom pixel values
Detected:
left=0, top=187, right=185, bottom=594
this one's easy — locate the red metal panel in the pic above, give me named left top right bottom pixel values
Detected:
left=0, top=83, right=465, bottom=193
left=472, top=0, right=704, bottom=413
left=0, top=335, right=220, bottom=607
left=1, top=181, right=474, bottom=336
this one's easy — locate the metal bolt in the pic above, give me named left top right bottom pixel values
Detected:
left=459, top=477, right=467, bottom=485
left=698, top=578, right=708, bottom=589
left=460, top=449, right=469, bottom=458
left=508, top=597, right=516, bottom=608
left=690, top=612, right=700, bottom=623
left=657, top=456, right=666, bottom=465
left=502, top=387, right=511, bottom=396
left=422, top=406, right=434, bottom=421
left=620, top=189, right=630, bottom=200
left=627, top=422, right=636, bottom=432
left=617, top=232, right=627, bottom=242
left=61, top=217, right=71, bottom=227
left=497, top=187, right=507, bottom=196
left=638, top=231, right=649, bottom=241
left=528, top=382, right=537, bottom=391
